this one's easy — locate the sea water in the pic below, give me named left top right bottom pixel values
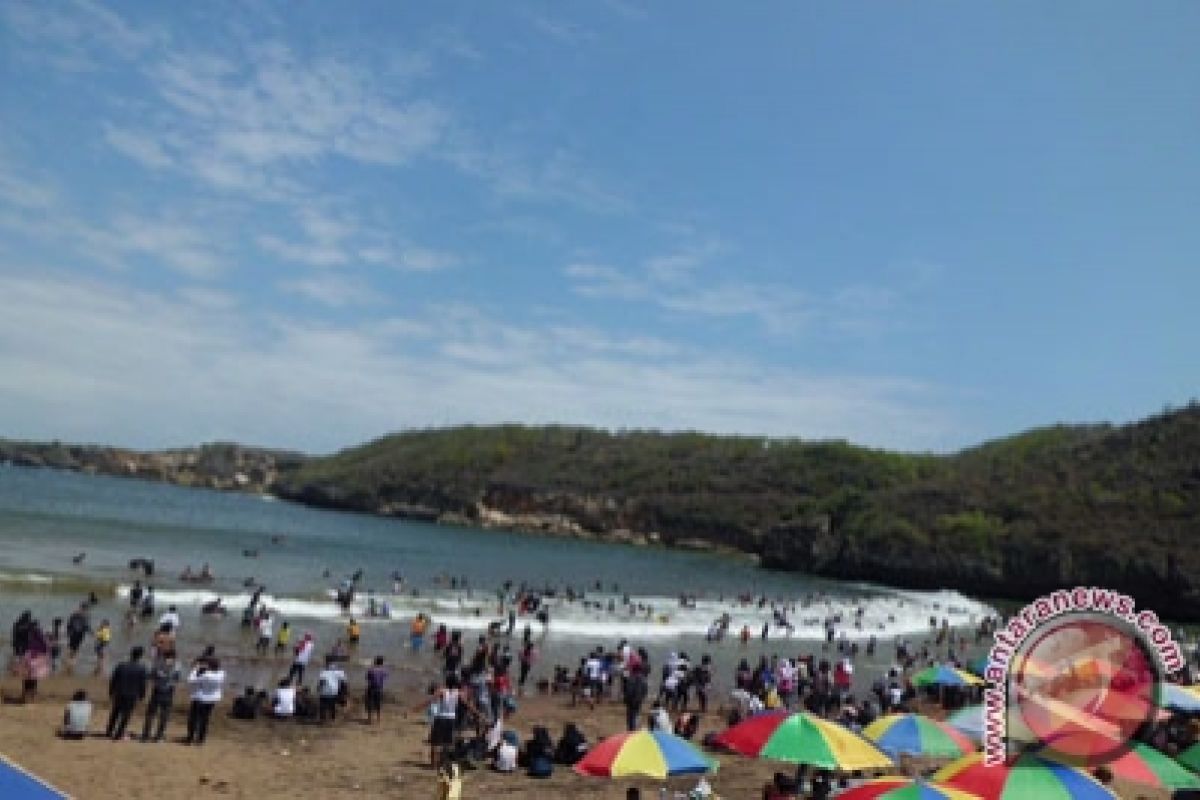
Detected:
left=0, top=466, right=995, bottom=692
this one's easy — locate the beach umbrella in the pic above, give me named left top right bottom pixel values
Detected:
left=0, top=756, right=69, bottom=799
left=863, top=713, right=976, bottom=759
left=1041, top=741, right=1200, bottom=791
left=837, top=777, right=982, bottom=800
left=966, top=656, right=989, bottom=678
left=1162, top=683, right=1200, bottom=713
left=934, top=752, right=1117, bottom=799
left=946, top=705, right=983, bottom=742
left=712, top=711, right=893, bottom=771
left=1178, top=741, right=1200, bottom=774
left=573, top=730, right=716, bottom=779
left=912, top=665, right=985, bottom=688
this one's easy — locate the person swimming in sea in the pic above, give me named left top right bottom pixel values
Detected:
left=201, top=598, right=226, bottom=617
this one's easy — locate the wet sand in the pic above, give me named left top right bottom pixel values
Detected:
left=0, top=674, right=1169, bottom=800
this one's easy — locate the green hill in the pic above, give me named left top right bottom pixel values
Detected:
left=272, top=405, right=1200, bottom=617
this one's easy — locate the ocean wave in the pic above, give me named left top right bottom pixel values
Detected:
left=0, top=571, right=55, bottom=585
left=114, top=583, right=996, bottom=640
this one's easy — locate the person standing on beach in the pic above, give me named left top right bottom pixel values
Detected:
left=184, top=657, right=224, bottom=745
left=365, top=656, right=388, bottom=724
left=11, top=611, right=33, bottom=658
left=142, top=653, right=180, bottom=742
left=317, top=659, right=346, bottom=723
left=517, top=642, right=534, bottom=697
left=106, top=646, right=148, bottom=740
left=288, top=633, right=314, bottom=684
left=255, top=612, right=273, bottom=656
left=415, top=674, right=478, bottom=768
left=622, top=665, right=648, bottom=731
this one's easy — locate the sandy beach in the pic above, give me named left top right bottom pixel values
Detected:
left=0, top=672, right=1172, bottom=800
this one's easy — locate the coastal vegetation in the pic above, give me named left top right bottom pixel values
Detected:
left=4, top=404, right=1200, bottom=615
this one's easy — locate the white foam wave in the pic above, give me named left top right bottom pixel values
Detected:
left=0, top=571, right=55, bottom=585
left=115, top=583, right=995, bottom=641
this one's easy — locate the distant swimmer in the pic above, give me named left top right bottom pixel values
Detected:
left=71, top=552, right=86, bottom=564
left=201, top=598, right=226, bottom=616
left=242, top=549, right=258, bottom=558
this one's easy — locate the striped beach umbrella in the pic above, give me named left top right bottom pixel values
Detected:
left=838, top=778, right=982, bottom=800
left=946, top=705, right=983, bottom=741
left=573, top=730, right=715, bottom=779
left=1178, top=741, right=1200, bottom=774
left=712, top=711, right=893, bottom=771
left=1162, top=683, right=1200, bottom=713
left=934, top=752, right=1117, bottom=799
left=1041, top=741, right=1200, bottom=791
left=912, top=665, right=985, bottom=688
left=863, top=714, right=976, bottom=758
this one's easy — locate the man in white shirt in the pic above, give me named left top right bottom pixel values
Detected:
left=184, top=657, right=224, bottom=745
left=158, top=605, right=181, bottom=633
left=317, top=659, right=346, bottom=722
left=584, top=650, right=604, bottom=710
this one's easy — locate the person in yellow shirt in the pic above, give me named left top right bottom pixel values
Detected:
left=275, top=621, right=291, bottom=656
left=93, top=619, right=112, bottom=676
left=347, top=618, right=361, bottom=646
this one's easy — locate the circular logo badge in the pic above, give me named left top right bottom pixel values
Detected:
left=1009, top=612, right=1160, bottom=765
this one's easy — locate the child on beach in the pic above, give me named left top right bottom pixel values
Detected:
left=58, top=690, right=92, bottom=740
left=93, top=620, right=112, bottom=675
left=276, top=621, right=291, bottom=655
left=435, top=756, right=463, bottom=800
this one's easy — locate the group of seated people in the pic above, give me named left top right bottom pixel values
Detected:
left=445, top=722, right=589, bottom=778
left=229, top=679, right=321, bottom=722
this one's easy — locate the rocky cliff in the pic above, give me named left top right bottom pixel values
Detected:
left=0, top=440, right=305, bottom=494
left=7, top=405, right=1200, bottom=617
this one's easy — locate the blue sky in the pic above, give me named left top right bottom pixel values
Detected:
left=1, top=1, right=1197, bottom=453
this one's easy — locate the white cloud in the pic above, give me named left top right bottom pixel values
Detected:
left=0, top=273, right=958, bottom=452
left=256, top=206, right=458, bottom=273
left=1, top=0, right=166, bottom=71
left=446, top=140, right=629, bottom=214
left=564, top=247, right=810, bottom=332
left=564, top=264, right=648, bottom=299
left=527, top=13, right=594, bottom=45
left=280, top=274, right=378, bottom=308
left=102, top=125, right=174, bottom=169
left=0, top=160, right=56, bottom=210
left=97, top=215, right=225, bottom=279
